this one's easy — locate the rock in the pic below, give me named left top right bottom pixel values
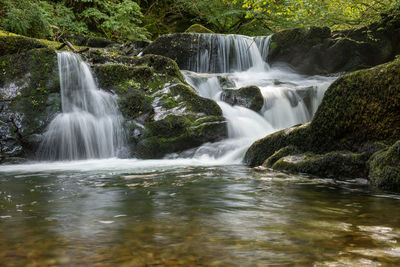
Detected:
left=268, top=9, right=400, bottom=75
left=263, top=145, right=300, bottom=167
left=92, top=54, right=227, bottom=159
left=142, top=33, right=199, bottom=71
left=244, top=123, right=311, bottom=167
left=0, top=48, right=60, bottom=162
left=185, top=24, right=214, bottom=34
left=245, top=54, right=400, bottom=187
left=309, top=57, right=400, bottom=152
left=272, top=151, right=366, bottom=179
left=368, top=141, right=400, bottom=192
left=220, top=85, right=264, bottom=112
left=0, top=36, right=48, bottom=57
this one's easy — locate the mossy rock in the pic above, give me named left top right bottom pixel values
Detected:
left=220, top=85, right=264, bottom=112
left=0, top=48, right=60, bottom=161
left=263, top=145, right=300, bottom=168
left=90, top=54, right=227, bottom=159
left=368, top=141, right=400, bottom=192
left=310, top=58, right=400, bottom=151
left=0, top=36, right=48, bottom=57
left=272, top=151, right=366, bottom=179
left=244, top=123, right=312, bottom=167
left=185, top=24, right=214, bottom=34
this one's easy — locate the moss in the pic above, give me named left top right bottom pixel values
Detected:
left=185, top=24, right=214, bottom=34
left=310, top=58, right=400, bottom=151
left=244, top=123, right=312, bottom=167
left=272, top=151, right=366, bottom=179
left=263, top=145, right=300, bottom=168
left=0, top=48, right=60, bottom=160
left=169, top=83, right=222, bottom=116
left=368, top=141, right=400, bottom=192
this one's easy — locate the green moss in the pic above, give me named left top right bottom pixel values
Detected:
left=310, top=57, right=400, bottom=151
left=185, top=24, right=214, bottom=34
left=272, top=151, right=366, bottom=179
left=369, top=141, right=400, bottom=192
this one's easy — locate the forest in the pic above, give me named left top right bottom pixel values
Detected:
left=0, top=0, right=398, bottom=41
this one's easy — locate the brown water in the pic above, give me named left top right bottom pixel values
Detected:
left=1, top=160, right=400, bottom=266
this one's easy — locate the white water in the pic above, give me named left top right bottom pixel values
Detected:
left=181, top=33, right=336, bottom=163
left=2, top=34, right=336, bottom=171
left=37, top=52, right=127, bottom=160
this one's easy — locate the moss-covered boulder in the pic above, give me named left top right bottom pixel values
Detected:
left=220, top=85, right=264, bottom=112
left=91, top=53, right=227, bottom=158
left=244, top=123, right=311, bottom=167
left=0, top=36, right=48, bottom=57
left=0, top=48, right=60, bottom=162
left=245, top=54, right=400, bottom=187
left=268, top=9, right=400, bottom=75
left=309, top=57, right=400, bottom=152
left=368, top=141, right=400, bottom=192
left=272, top=151, right=366, bottom=179
left=185, top=24, right=214, bottom=34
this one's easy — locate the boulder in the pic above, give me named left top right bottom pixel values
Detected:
left=220, top=85, right=264, bottom=112
left=92, top=53, right=227, bottom=159
left=272, top=151, right=366, bottom=179
left=245, top=56, right=400, bottom=186
left=0, top=48, right=60, bottom=162
left=142, top=33, right=199, bottom=71
left=369, top=141, right=400, bottom=192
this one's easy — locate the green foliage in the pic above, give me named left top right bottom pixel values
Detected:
left=80, top=0, right=150, bottom=40
left=0, top=0, right=52, bottom=38
left=240, top=0, right=398, bottom=31
left=0, top=0, right=149, bottom=41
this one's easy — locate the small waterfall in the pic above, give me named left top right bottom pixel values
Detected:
left=187, top=34, right=271, bottom=73
left=38, top=52, right=127, bottom=160
left=181, top=33, right=336, bottom=163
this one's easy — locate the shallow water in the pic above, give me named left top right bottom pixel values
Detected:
left=1, top=160, right=400, bottom=266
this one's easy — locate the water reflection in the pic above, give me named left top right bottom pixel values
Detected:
left=1, top=163, right=400, bottom=265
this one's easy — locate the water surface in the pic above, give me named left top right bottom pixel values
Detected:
left=1, top=160, right=400, bottom=266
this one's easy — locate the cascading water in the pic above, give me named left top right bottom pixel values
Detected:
left=37, top=52, right=127, bottom=160
left=181, top=33, right=336, bottom=163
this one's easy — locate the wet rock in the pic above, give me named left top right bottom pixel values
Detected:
left=142, top=33, right=199, bottom=71
left=272, top=151, right=366, bottom=179
left=92, top=54, right=227, bottom=159
left=220, top=85, right=264, bottom=112
left=0, top=48, right=60, bottom=162
left=244, top=123, right=311, bottom=167
left=369, top=141, right=400, bottom=192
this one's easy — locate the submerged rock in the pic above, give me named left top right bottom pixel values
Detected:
left=369, top=141, right=400, bottom=192
left=220, top=85, right=264, bottom=112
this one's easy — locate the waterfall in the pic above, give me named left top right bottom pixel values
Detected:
left=37, top=52, right=127, bottom=160
left=187, top=34, right=271, bottom=73
left=182, top=34, right=336, bottom=163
